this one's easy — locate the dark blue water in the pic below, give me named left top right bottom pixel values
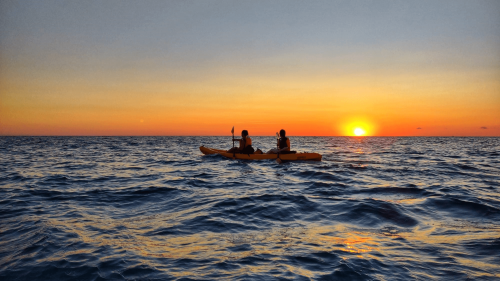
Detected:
left=1, top=137, right=499, bottom=280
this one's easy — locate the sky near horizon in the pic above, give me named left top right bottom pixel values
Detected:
left=1, top=0, right=499, bottom=136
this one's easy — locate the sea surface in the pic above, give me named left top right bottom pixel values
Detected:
left=1, top=136, right=499, bottom=281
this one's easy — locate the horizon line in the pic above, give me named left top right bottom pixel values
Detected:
left=1, top=135, right=499, bottom=137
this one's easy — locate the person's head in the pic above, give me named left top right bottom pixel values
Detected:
left=279, top=129, right=286, bottom=138
left=241, top=130, right=249, bottom=138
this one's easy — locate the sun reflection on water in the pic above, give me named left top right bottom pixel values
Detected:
left=38, top=215, right=387, bottom=277
left=16, top=206, right=500, bottom=280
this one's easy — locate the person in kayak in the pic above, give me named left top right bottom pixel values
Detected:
left=228, top=130, right=255, bottom=154
left=267, top=129, right=290, bottom=154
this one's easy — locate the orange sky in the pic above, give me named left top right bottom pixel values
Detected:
left=1, top=1, right=499, bottom=136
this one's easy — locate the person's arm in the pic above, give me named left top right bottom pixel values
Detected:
left=231, top=138, right=243, bottom=149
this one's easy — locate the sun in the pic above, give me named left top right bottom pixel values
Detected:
left=354, top=128, right=366, bottom=136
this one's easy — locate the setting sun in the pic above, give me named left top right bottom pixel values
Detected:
left=354, top=128, right=366, bottom=136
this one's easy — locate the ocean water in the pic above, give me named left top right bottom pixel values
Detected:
left=1, top=136, right=499, bottom=281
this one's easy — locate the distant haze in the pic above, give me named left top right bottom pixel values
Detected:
left=1, top=0, right=499, bottom=136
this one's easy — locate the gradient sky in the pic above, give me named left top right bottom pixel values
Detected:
left=1, top=0, right=499, bottom=136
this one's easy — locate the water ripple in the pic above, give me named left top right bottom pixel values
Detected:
left=1, top=136, right=499, bottom=280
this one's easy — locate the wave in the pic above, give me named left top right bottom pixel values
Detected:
left=1, top=136, right=499, bottom=280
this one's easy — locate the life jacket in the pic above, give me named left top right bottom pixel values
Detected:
left=242, top=136, right=252, bottom=147
left=279, top=137, right=289, bottom=149
left=240, top=136, right=254, bottom=154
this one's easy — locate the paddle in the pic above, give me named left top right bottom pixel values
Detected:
left=276, top=132, right=280, bottom=150
left=276, top=132, right=282, bottom=164
left=231, top=126, right=236, bottom=158
left=231, top=126, right=235, bottom=149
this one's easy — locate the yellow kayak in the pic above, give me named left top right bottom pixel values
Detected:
left=199, top=146, right=322, bottom=161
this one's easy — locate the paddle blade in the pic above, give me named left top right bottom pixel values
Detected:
left=231, top=126, right=234, bottom=134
